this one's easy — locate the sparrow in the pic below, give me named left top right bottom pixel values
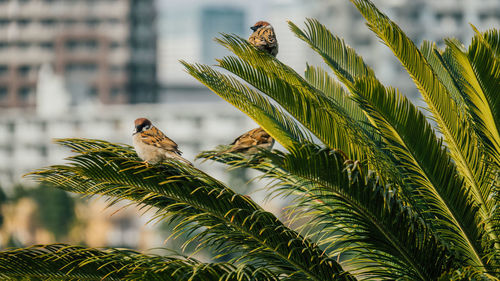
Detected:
left=249, top=21, right=278, bottom=57
left=225, top=127, right=275, bottom=154
left=132, top=118, right=192, bottom=166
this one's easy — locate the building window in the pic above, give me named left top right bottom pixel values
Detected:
left=41, top=19, right=56, bottom=27
left=111, top=87, right=121, bottom=97
left=18, top=19, right=31, bottom=27
left=201, top=7, right=245, bottom=63
left=0, top=65, right=7, bottom=76
left=110, top=65, right=122, bottom=74
left=18, top=65, right=31, bottom=77
left=110, top=41, right=120, bottom=49
left=0, top=18, right=9, bottom=27
left=19, top=87, right=33, bottom=100
left=86, top=18, right=99, bottom=28
left=39, top=145, right=48, bottom=157
left=40, top=42, right=54, bottom=50
left=65, top=63, right=97, bottom=74
left=89, top=86, right=98, bottom=98
left=0, top=87, right=7, bottom=100
left=65, top=39, right=98, bottom=51
left=17, top=42, right=30, bottom=50
left=107, top=18, right=120, bottom=25
left=62, top=19, right=77, bottom=27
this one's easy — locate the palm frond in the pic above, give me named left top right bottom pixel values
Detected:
left=181, top=61, right=310, bottom=150
left=197, top=35, right=404, bottom=187
left=212, top=34, right=370, bottom=157
left=482, top=28, right=500, bottom=58
left=303, top=64, right=370, bottom=128
left=28, top=138, right=356, bottom=281
left=445, top=33, right=500, bottom=169
left=349, top=0, right=498, bottom=268
left=351, top=77, right=492, bottom=270
left=421, top=40, right=498, bottom=242
left=197, top=146, right=457, bottom=281
left=288, top=18, right=376, bottom=88
left=0, top=244, right=279, bottom=281
left=419, top=40, right=467, bottom=111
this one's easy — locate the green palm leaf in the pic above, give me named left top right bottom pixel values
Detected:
left=181, top=61, right=311, bottom=150
left=212, top=34, right=371, bottom=158
left=0, top=244, right=279, bottom=281
left=445, top=33, right=500, bottom=168
left=426, top=37, right=500, bottom=252
left=482, top=28, right=500, bottom=58
left=420, top=41, right=467, bottom=111
left=288, top=18, right=376, bottom=88
left=349, top=0, right=498, bottom=267
left=28, top=138, right=356, bottom=281
left=351, top=77, right=491, bottom=270
left=197, top=146, right=456, bottom=281
left=303, top=64, right=371, bottom=130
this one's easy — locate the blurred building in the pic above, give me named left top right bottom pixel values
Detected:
left=308, top=0, right=500, bottom=97
left=0, top=0, right=157, bottom=108
left=0, top=102, right=259, bottom=189
left=0, top=0, right=499, bottom=249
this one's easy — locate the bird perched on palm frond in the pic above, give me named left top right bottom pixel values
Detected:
left=224, top=127, right=275, bottom=154
left=249, top=21, right=278, bottom=57
left=132, top=118, right=192, bottom=166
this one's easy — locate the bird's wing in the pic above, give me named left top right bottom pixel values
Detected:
left=140, top=126, right=181, bottom=154
left=261, top=28, right=277, bottom=45
left=229, top=128, right=263, bottom=151
left=249, top=27, right=278, bottom=57
left=231, top=128, right=260, bottom=144
left=254, top=129, right=272, bottom=144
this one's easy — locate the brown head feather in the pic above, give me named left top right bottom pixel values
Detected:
left=251, top=21, right=271, bottom=31
left=134, top=118, right=152, bottom=127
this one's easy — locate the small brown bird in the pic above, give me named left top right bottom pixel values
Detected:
left=132, top=118, right=192, bottom=166
left=249, top=21, right=278, bottom=57
left=226, top=127, right=275, bottom=154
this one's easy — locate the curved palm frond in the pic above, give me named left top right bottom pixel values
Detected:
left=351, top=77, right=491, bottom=270
left=193, top=35, right=403, bottom=187
left=211, top=34, right=372, bottom=158
left=349, top=0, right=499, bottom=263
left=0, top=244, right=279, bottom=281
left=445, top=33, right=500, bottom=169
left=303, top=64, right=371, bottom=130
left=181, top=61, right=311, bottom=150
left=482, top=28, right=500, bottom=58
left=27, top=138, right=356, bottom=281
left=197, top=146, right=456, bottom=281
left=419, top=41, right=467, bottom=111
left=429, top=37, right=500, bottom=253
left=288, top=18, right=376, bottom=88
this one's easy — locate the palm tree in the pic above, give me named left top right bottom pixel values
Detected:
left=1, top=0, right=498, bottom=279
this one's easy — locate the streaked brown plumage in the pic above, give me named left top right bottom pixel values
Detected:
left=226, top=127, right=275, bottom=154
left=132, top=118, right=192, bottom=166
left=248, top=21, right=278, bottom=57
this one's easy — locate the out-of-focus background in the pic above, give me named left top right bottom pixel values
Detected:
left=0, top=0, right=499, bottom=254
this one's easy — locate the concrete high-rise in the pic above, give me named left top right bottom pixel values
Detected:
left=0, top=0, right=157, bottom=108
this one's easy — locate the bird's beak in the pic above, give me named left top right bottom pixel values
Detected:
left=250, top=26, right=258, bottom=31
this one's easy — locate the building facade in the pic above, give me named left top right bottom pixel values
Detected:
left=0, top=0, right=157, bottom=108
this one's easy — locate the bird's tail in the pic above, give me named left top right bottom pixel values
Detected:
left=214, top=145, right=240, bottom=157
left=166, top=152, right=193, bottom=166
